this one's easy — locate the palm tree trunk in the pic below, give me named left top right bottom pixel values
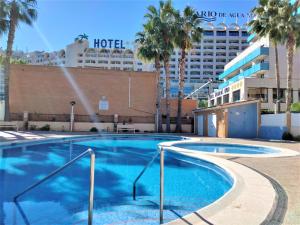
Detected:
left=4, top=12, right=17, bottom=121
left=175, top=48, right=186, bottom=133
left=155, top=57, right=163, bottom=133
left=274, top=44, right=281, bottom=114
left=286, top=33, right=295, bottom=132
left=164, top=58, right=171, bottom=133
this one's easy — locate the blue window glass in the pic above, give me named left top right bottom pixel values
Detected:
left=204, top=30, right=214, bottom=36
left=229, top=31, right=239, bottom=36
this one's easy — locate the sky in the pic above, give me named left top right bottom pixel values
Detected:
left=0, top=0, right=258, bottom=52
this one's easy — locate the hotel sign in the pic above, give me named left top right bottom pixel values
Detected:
left=210, top=86, right=230, bottom=99
left=94, top=39, right=125, bottom=49
left=197, top=11, right=253, bottom=22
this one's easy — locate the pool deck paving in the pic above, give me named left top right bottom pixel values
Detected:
left=0, top=131, right=299, bottom=225
left=188, top=137, right=300, bottom=225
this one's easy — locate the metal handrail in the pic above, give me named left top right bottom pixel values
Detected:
left=13, top=148, right=95, bottom=225
left=132, top=150, right=160, bottom=200
left=132, top=146, right=165, bottom=224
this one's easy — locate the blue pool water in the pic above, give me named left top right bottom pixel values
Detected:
left=173, top=143, right=280, bottom=154
left=0, top=135, right=233, bottom=225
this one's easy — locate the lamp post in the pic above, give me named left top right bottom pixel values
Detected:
left=70, top=101, right=76, bottom=132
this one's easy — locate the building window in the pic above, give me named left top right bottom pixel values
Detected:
left=204, top=30, right=214, bottom=36
left=229, top=40, right=239, bottom=44
left=98, top=60, right=108, bottom=64
left=242, top=31, right=249, bottom=37
left=229, top=31, right=239, bottom=36
left=216, top=65, right=224, bottom=70
left=111, top=61, right=121, bottom=64
left=272, top=88, right=285, bottom=103
left=216, top=52, right=226, bottom=56
left=190, top=65, right=200, bottom=69
left=229, top=46, right=239, bottom=50
left=248, top=88, right=268, bottom=103
left=190, top=71, right=200, bottom=75
left=217, top=97, right=222, bottom=105
left=216, top=31, right=226, bottom=36
left=216, top=40, right=226, bottom=44
left=233, top=90, right=241, bottom=102
left=216, top=46, right=226, bottom=50
left=223, top=94, right=229, bottom=103
left=203, top=65, right=213, bottom=69
left=191, top=58, right=201, bottom=62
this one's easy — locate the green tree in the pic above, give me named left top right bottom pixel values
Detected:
left=135, top=26, right=163, bottom=132
left=144, top=0, right=176, bottom=132
left=279, top=0, right=300, bottom=131
left=249, top=0, right=284, bottom=114
left=173, top=6, right=202, bottom=132
left=3, top=0, right=37, bottom=121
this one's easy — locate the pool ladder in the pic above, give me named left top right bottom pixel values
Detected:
left=132, top=146, right=166, bottom=224
left=13, top=148, right=95, bottom=225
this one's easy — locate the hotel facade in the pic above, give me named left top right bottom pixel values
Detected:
left=21, top=22, right=250, bottom=100
left=208, top=34, right=300, bottom=111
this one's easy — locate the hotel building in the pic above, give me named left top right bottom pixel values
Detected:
left=161, top=22, right=249, bottom=99
left=208, top=34, right=300, bottom=111
left=21, top=22, right=250, bottom=100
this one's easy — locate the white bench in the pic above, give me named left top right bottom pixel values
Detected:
left=0, top=122, right=19, bottom=131
left=117, top=124, right=135, bottom=133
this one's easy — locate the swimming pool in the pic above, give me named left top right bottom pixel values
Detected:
left=0, top=135, right=233, bottom=225
left=172, top=142, right=281, bottom=155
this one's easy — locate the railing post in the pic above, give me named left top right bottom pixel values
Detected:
left=160, top=146, right=164, bottom=224
left=88, top=149, right=95, bottom=225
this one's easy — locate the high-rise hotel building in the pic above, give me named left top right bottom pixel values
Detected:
left=21, top=22, right=249, bottom=99
left=162, top=22, right=249, bottom=99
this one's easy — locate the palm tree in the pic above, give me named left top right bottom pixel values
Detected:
left=0, top=1, right=8, bottom=39
left=249, top=0, right=284, bottom=114
left=144, top=0, right=176, bottom=132
left=75, top=33, right=89, bottom=43
left=173, top=6, right=202, bottom=133
left=135, top=27, right=163, bottom=132
left=278, top=0, right=300, bottom=131
left=3, top=0, right=37, bottom=121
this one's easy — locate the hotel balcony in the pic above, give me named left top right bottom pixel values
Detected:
left=247, top=33, right=257, bottom=43
left=218, top=62, right=269, bottom=89
left=219, top=46, right=269, bottom=80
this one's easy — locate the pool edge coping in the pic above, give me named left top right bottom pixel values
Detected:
left=159, top=142, right=277, bottom=225
left=160, top=139, right=299, bottom=158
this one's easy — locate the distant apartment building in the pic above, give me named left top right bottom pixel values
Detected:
left=208, top=34, right=300, bottom=111
left=21, top=22, right=249, bottom=100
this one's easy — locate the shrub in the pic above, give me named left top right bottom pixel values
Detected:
left=282, top=131, right=294, bottom=140
left=29, top=125, right=37, bottom=130
left=40, top=124, right=50, bottom=131
left=293, top=135, right=300, bottom=142
left=291, top=102, right=300, bottom=113
left=198, top=100, right=208, bottom=108
left=90, top=127, right=98, bottom=132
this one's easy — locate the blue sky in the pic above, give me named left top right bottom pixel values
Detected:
left=0, top=0, right=258, bottom=52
